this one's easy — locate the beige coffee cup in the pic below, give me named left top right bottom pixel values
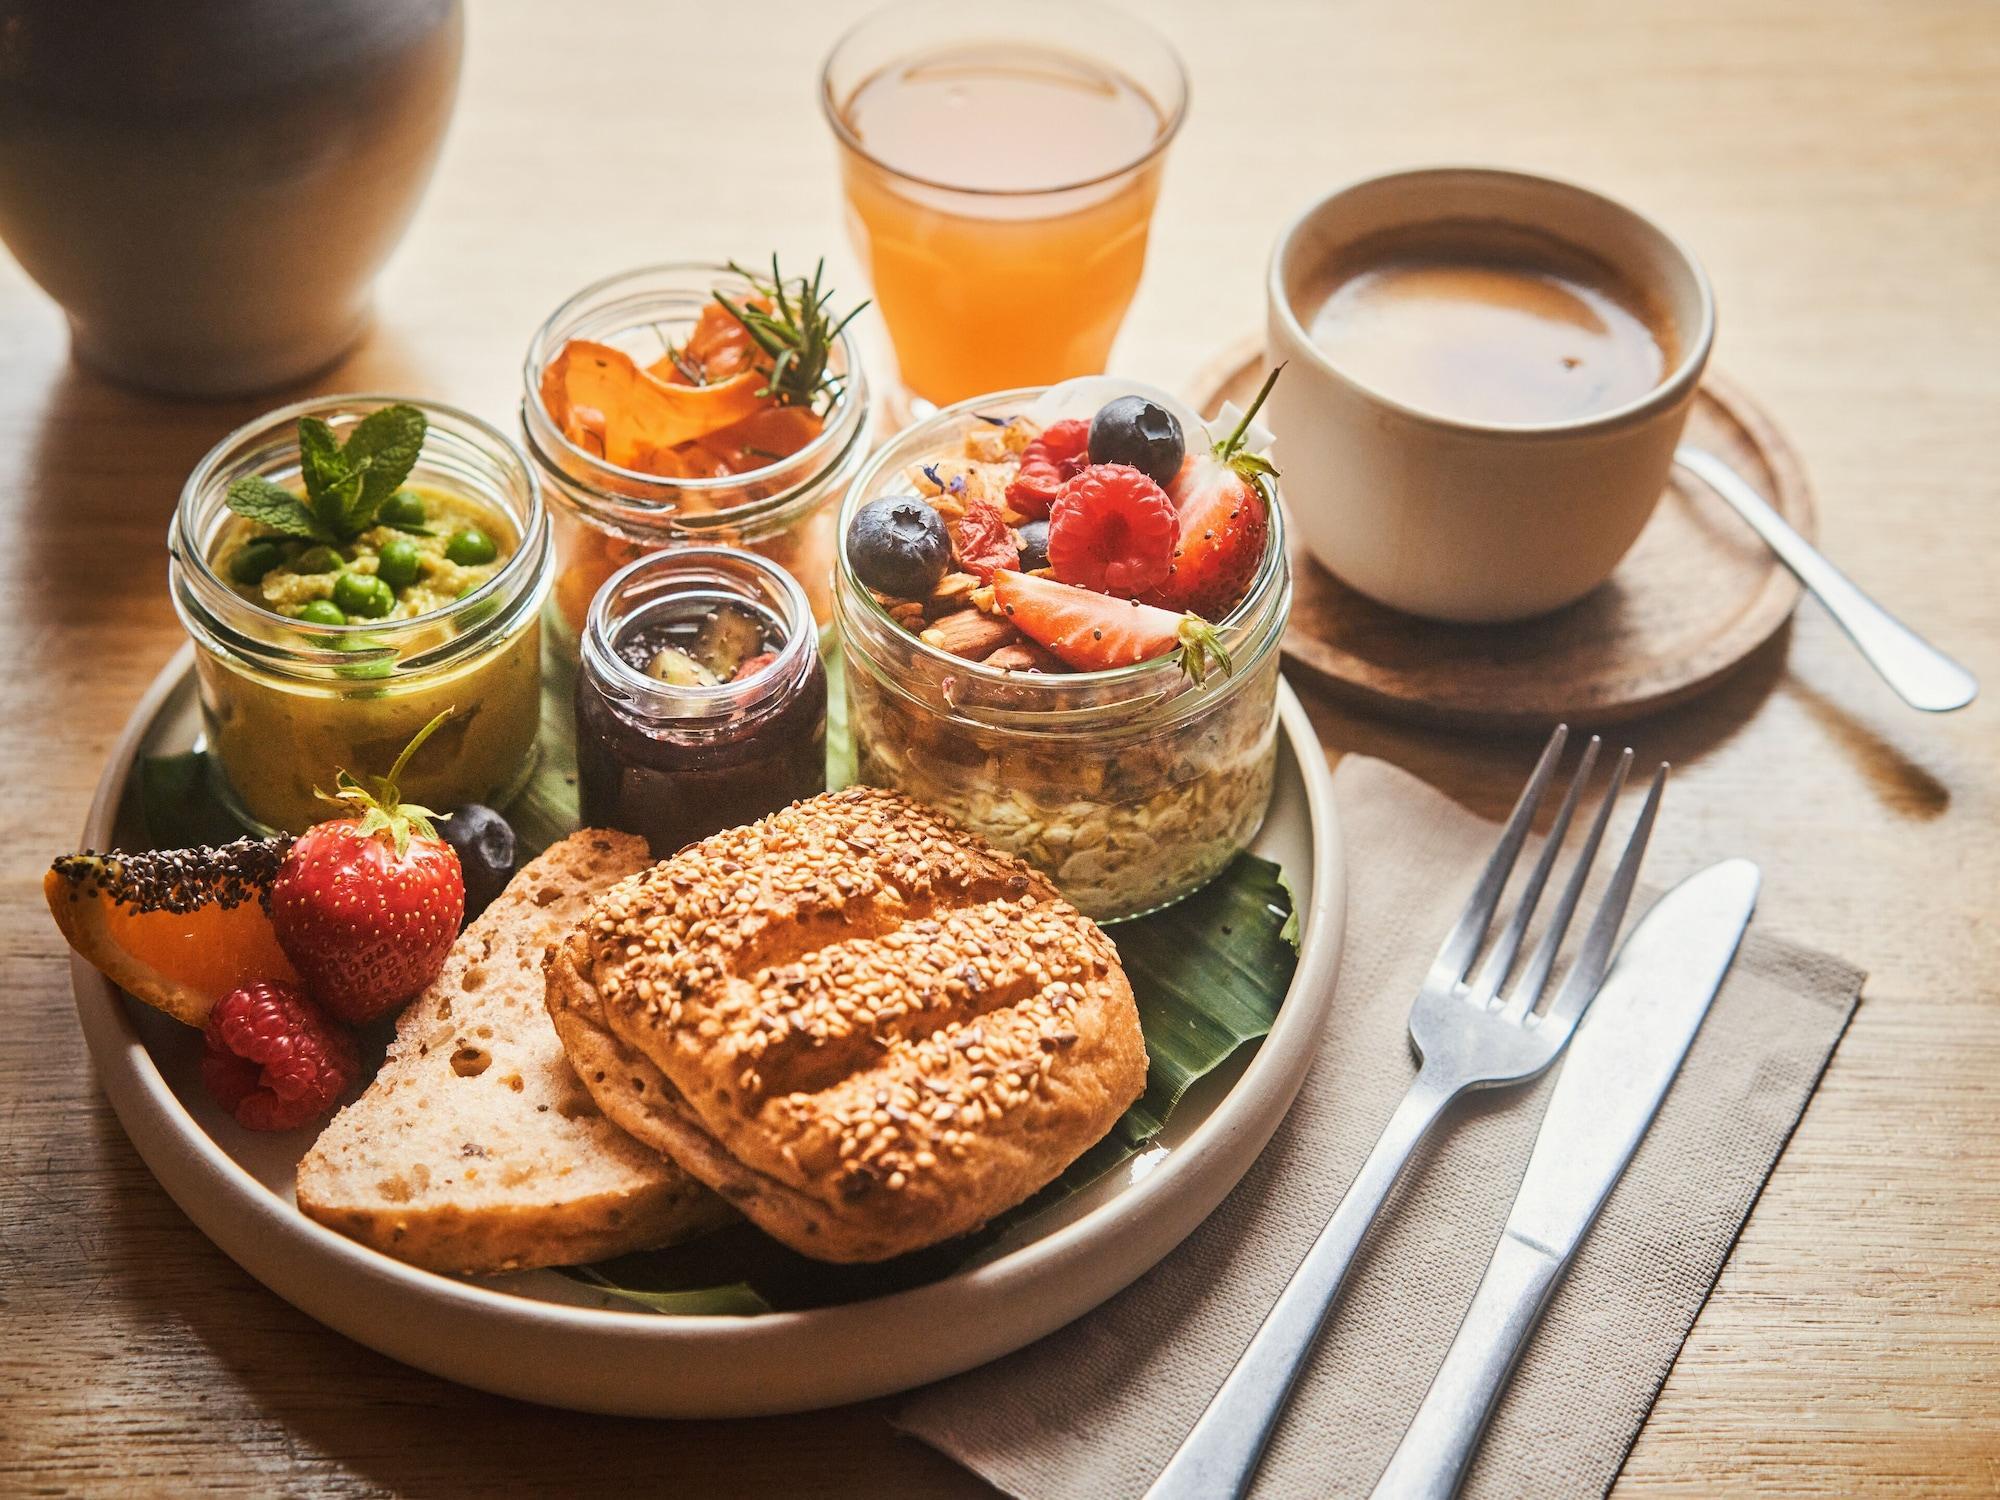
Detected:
left=1265, top=167, right=1716, bottom=623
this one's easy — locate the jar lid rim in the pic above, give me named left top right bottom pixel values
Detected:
left=580, top=545, right=820, bottom=718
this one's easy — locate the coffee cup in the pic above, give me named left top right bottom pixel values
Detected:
left=1265, top=167, right=1715, bottom=623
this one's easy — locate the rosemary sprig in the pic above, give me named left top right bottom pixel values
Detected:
left=713, top=255, right=869, bottom=417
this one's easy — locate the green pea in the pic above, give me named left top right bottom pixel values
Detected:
left=298, top=599, right=347, bottom=627
left=333, top=571, right=395, bottom=619
left=294, top=544, right=343, bottom=575
left=377, top=489, right=428, bottom=529
left=377, top=537, right=424, bottom=590
left=445, top=527, right=497, bottom=566
left=228, top=539, right=286, bottom=584
left=332, top=636, right=395, bottom=680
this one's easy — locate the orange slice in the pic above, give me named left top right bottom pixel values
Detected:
left=45, top=841, right=300, bottom=1027
left=540, top=339, right=767, bottom=470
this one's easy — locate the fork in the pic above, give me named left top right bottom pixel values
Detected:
left=1146, top=725, right=1666, bottom=1500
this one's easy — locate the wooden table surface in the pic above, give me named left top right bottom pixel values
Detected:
left=5, top=0, right=1997, bottom=1493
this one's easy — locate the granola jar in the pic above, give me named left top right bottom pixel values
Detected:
left=170, top=395, right=550, bottom=835
left=520, top=262, right=872, bottom=643
left=833, top=389, right=1291, bottom=922
left=576, top=547, right=827, bottom=857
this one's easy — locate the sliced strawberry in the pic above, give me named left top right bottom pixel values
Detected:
left=1005, top=417, right=1090, bottom=519
left=1148, top=454, right=1270, bottom=619
left=948, top=494, right=1020, bottom=581
left=1047, top=463, right=1177, bottom=598
left=991, top=570, right=1231, bottom=683
left=1146, top=367, right=1283, bottom=620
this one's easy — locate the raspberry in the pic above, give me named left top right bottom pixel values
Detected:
left=1006, top=418, right=1090, bottom=519
left=1047, top=463, right=1178, bottom=598
left=201, top=981, right=359, bottom=1131
left=947, top=494, right=1020, bottom=581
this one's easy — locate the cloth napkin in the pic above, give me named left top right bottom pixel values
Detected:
left=898, top=754, right=1864, bottom=1498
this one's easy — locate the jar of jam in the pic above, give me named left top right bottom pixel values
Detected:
left=576, top=546, right=827, bottom=855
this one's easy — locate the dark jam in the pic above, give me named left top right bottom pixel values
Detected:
left=576, top=587, right=827, bottom=857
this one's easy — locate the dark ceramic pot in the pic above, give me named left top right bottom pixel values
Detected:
left=0, top=0, right=463, bottom=395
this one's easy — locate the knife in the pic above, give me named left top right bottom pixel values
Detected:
left=1371, top=858, right=1761, bottom=1500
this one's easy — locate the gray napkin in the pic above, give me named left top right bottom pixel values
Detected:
left=898, top=754, right=1863, bottom=1498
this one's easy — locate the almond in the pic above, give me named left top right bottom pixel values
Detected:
left=919, top=609, right=1022, bottom=660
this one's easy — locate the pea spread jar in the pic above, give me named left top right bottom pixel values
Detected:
left=171, top=396, right=551, bottom=834
left=576, top=547, right=826, bottom=856
left=520, top=263, right=872, bottom=638
left=834, top=388, right=1292, bottom=922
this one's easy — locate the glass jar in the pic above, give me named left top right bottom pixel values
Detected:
left=520, top=262, right=872, bottom=641
left=171, top=395, right=551, bottom=835
left=577, top=547, right=827, bottom=857
left=834, top=388, right=1292, bottom=922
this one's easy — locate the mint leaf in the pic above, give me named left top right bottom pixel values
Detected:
left=224, top=475, right=327, bottom=540
left=298, top=416, right=364, bottom=539
left=342, top=404, right=427, bottom=533
left=297, top=417, right=347, bottom=505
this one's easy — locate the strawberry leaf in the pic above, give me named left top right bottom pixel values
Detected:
left=1230, top=449, right=1280, bottom=503
left=223, top=475, right=330, bottom=541
left=1175, top=616, right=1233, bottom=686
left=313, top=711, right=453, bottom=858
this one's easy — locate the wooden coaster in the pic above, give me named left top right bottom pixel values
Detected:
left=1189, top=339, right=1815, bottom=731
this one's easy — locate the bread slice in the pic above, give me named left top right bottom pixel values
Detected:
left=546, top=788, right=1147, bottom=1263
left=297, top=830, right=730, bottom=1275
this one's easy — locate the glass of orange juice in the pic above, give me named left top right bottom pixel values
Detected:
left=820, top=1, right=1188, bottom=410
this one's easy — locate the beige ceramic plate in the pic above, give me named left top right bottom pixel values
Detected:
left=65, top=645, right=1344, bottom=1417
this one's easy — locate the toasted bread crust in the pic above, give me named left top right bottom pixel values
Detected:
left=297, top=830, right=730, bottom=1276
left=546, top=788, right=1147, bottom=1263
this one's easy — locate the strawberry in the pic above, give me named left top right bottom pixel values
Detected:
left=991, top=569, right=1231, bottom=683
left=1145, top=365, right=1284, bottom=621
left=270, top=713, right=466, bottom=1024
left=1005, top=417, right=1090, bottom=519
left=1047, top=463, right=1178, bottom=598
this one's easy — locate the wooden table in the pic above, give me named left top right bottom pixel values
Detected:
left=5, top=0, right=1996, bottom=1492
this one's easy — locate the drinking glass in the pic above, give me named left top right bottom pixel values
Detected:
left=820, top=0, right=1187, bottom=410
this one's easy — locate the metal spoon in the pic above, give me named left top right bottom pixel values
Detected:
left=1675, top=445, right=1977, bottom=712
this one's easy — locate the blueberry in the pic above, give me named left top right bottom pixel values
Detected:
left=1088, top=396, right=1184, bottom=488
left=438, top=803, right=517, bottom=919
left=1016, top=519, right=1050, bottom=572
left=848, top=496, right=952, bottom=597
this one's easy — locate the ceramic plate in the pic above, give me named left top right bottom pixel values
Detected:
left=66, top=645, right=1345, bottom=1417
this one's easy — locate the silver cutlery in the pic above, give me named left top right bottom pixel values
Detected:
left=1147, top=725, right=1666, bottom=1500
left=1372, top=857, right=1760, bottom=1499
left=1675, top=444, right=1977, bottom=712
